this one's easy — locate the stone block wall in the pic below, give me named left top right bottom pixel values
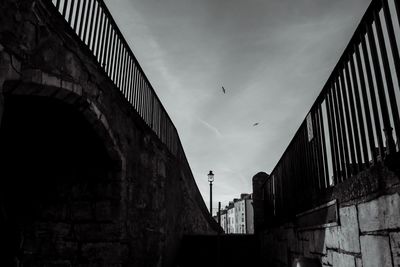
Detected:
left=0, top=0, right=220, bottom=266
left=256, top=162, right=400, bottom=267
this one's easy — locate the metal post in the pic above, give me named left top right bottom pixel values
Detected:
left=209, top=181, right=213, bottom=215
left=218, top=202, right=221, bottom=225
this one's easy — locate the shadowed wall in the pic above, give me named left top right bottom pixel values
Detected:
left=0, top=0, right=220, bottom=266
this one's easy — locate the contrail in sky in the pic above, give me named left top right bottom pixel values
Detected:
left=198, top=118, right=223, bottom=138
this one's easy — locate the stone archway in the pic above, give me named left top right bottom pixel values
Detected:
left=0, top=93, right=124, bottom=266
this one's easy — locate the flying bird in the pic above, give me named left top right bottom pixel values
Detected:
left=221, top=86, right=226, bottom=94
left=253, top=122, right=259, bottom=126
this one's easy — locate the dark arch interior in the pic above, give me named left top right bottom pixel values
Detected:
left=0, top=95, right=116, bottom=265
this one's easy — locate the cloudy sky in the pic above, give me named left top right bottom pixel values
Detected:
left=105, top=0, right=371, bottom=214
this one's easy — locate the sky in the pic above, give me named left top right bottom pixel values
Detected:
left=105, top=0, right=371, bottom=214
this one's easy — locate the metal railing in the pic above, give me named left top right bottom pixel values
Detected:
left=49, top=0, right=179, bottom=156
left=262, top=0, right=400, bottom=226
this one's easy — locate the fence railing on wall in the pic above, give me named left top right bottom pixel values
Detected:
left=48, top=0, right=181, bottom=156
left=262, top=0, right=400, bottom=226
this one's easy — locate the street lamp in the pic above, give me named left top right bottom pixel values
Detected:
left=207, top=170, right=214, bottom=215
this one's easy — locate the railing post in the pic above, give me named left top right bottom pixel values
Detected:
left=373, top=7, right=400, bottom=153
left=151, top=94, right=154, bottom=128
left=381, top=0, right=400, bottom=94
left=82, top=0, right=92, bottom=43
left=354, top=42, right=375, bottom=167
left=366, top=21, right=396, bottom=155
left=333, top=77, right=350, bottom=180
left=318, top=105, right=330, bottom=187
left=349, top=52, right=368, bottom=170
left=87, top=0, right=97, bottom=48
left=94, top=11, right=104, bottom=58
left=339, top=66, right=357, bottom=175
left=62, top=0, right=68, bottom=17
left=326, top=88, right=340, bottom=185
left=393, top=0, right=400, bottom=28
left=73, top=0, right=82, bottom=32
left=344, top=58, right=362, bottom=172
left=67, top=0, right=75, bottom=24
left=361, top=31, right=385, bottom=160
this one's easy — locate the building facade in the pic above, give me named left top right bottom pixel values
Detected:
left=227, top=201, right=235, bottom=234
left=218, top=193, right=254, bottom=234
left=219, top=209, right=227, bottom=233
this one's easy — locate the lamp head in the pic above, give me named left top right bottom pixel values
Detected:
left=207, top=170, right=214, bottom=183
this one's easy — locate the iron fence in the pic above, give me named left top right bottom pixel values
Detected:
left=48, top=0, right=181, bottom=156
left=262, top=0, right=400, bottom=226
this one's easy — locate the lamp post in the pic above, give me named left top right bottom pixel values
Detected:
left=207, top=170, right=214, bottom=215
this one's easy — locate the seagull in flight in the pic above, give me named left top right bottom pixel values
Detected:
left=253, top=122, right=259, bottom=126
left=222, top=86, right=226, bottom=94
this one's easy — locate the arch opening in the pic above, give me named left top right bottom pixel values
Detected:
left=0, top=95, right=121, bottom=265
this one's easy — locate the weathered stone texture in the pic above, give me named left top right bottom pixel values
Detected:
left=312, top=229, right=326, bottom=254
left=332, top=251, right=355, bottom=267
left=360, top=235, right=393, bottom=267
left=324, top=226, right=340, bottom=249
left=321, top=249, right=332, bottom=266
left=256, top=191, right=399, bottom=267
left=337, top=205, right=360, bottom=253
left=358, top=193, right=400, bottom=232
left=317, top=205, right=360, bottom=254
left=390, top=232, right=400, bottom=267
left=355, top=257, right=362, bottom=267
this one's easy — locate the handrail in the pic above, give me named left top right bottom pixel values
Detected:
left=262, top=0, right=400, bottom=226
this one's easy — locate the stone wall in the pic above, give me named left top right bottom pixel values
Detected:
left=255, top=160, right=400, bottom=267
left=252, top=172, right=269, bottom=233
left=0, top=0, right=220, bottom=266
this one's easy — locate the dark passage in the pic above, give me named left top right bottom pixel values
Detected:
left=0, top=95, right=117, bottom=266
left=177, top=234, right=260, bottom=267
